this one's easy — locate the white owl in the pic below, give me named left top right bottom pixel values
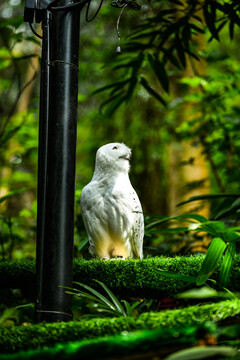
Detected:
left=80, top=143, right=144, bottom=259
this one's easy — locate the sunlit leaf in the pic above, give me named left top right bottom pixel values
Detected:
left=219, top=242, right=236, bottom=287
left=164, top=346, right=236, bottom=360
left=0, top=188, right=27, bottom=205
left=177, top=286, right=218, bottom=299
left=196, top=237, right=227, bottom=286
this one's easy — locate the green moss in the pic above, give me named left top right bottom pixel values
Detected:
left=1, top=255, right=240, bottom=297
left=0, top=324, right=209, bottom=360
left=0, top=299, right=240, bottom=354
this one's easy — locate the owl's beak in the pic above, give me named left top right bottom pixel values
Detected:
left=119, top=154, right=131, bottom=161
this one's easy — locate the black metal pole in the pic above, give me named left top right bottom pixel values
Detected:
left=35, top=9, right=51, bottom=323
left=35, top=1, right=81, bottom=322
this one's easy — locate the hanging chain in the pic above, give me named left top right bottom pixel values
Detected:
left=111, top=0, right=141, bottom=54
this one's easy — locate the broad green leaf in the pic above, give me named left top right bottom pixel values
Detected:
left=196, top=237, right=227, bottom=286
left=219, top=242, right=236, bottom=287
left=158, top=269, right=197, bottom=283
left=199, top=221, right=226, bottom=238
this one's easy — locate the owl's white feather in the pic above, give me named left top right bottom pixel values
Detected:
left=80, top=143, right=144, bottom=259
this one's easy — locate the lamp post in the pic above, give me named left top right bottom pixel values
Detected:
left=24, top=0, right=84, bottom=322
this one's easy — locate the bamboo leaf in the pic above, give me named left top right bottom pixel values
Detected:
left=175, top=34, right=186, bottom=68
left=149, top=227, right=191, bottom=234
left=219, top=242, right=236, bottom=287
left=140, top=77, right=167, bottom=106
left=203, top=2, right=219, bottom=41
left=148, top=54, right=169, bottom=93
left=177, top=194, right=239, bottom=207
left=92, top=78, right=132, bottom=95
left=103, top=96, right=126, bottom=117
left=196, top=237, right=227, bottom=286
left=125, top=77, right=138, bottom=103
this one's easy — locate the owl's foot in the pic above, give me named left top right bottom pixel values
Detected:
left=110, top=256, right=126, bottom=260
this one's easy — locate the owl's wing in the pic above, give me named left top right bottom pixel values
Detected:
left=80, top=183, right=109, bottom=254
left=118, top=186, right=144, bottom=259
left=131, top=195, right=144, bottom=259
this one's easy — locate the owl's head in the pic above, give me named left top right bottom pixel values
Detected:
left=94, top=143, right=131, bottom=175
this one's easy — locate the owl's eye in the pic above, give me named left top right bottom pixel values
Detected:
left=112, top=146, right=118, bottom=150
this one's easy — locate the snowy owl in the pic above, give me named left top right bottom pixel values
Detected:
left=80, top=143, right=144, bottom=259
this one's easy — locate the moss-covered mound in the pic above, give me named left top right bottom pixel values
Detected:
left=1, top=299, right=240, bottom=354
left=0, top=324, right=219, bottom=360
left=1, top=255, right=240, bottom=297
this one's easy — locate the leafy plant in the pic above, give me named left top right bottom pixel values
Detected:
left=94, top=0, right=240, bottom=115
left=62, top=280, right=148, bottom=318
left=147, top=214, right=240, bottom=287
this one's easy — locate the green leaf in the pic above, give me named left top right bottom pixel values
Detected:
left=199, top=221, right=226, bottom=238
left=177, top=194, right=239, bottom=207
left=148, top=54, right=169, bottom=93
left=140, top=77, right=167, bottom=106
left=104, top=96, right=126, bottom=117
left=177, top=286, right=218, bottom=299
left=121, top=300, right=132, bottom=317
left=149, top=227, right=191, bottom=234
left=176, top=35, right=186, bottom=68
left=158, top=269, right=197, bottom=283
left=203, top=2, right=219, bottom=41
left=162, top=47, right=181, bottom=69
left=229, top=20, right=234, bottom=40
left=72, top=282, right=117, bottom=311
left=164, top=346, right=236, bottom=360
left=92, top=78, right=132, bottom=95
left=196, top=237, right=227, bottom=286
left=0, top=188, right=27, bottom=205
left=125, top=77, right=138, bottom=103
left=94, top=280, right=126, bottom=316
left=219, top=242, right=236, bottom=287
